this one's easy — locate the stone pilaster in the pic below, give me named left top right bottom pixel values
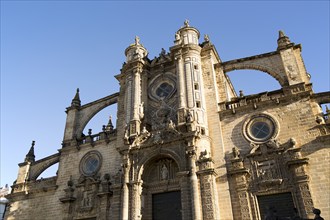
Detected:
left=287, top=147, right=314, bottom=219
left=176, top=171, right=191, bottom=220
left=229, top=158, right=252, bottom=220
left=197, top=157, right=220, bottom=220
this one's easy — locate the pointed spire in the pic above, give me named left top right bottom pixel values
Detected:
left=105, top=116, right=114, bottom=132
left=277, top=30, right=294, bottom=50
left=71, top=88, right=81, bottom=108
left=25, top=141, right=35, bottom=163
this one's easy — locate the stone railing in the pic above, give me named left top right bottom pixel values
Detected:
left=79, top=129, right=117, bottom=145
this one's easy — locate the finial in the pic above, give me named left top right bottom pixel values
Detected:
left=279, top=30, right=286, bottom=38
left=106, top=115, right=114, bottom=132
left=25, top=140, right=36, bottom=163
left=184, top=19, right=190, bottom=27
left=71, top=88, right=81, bottom=108
left=135, top=36, right=140, bottom=45
left=239, top=90, right=244, bottom=97
left=277, top=30, right=294, bottom=50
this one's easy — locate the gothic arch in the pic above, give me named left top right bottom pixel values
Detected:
left=223, top=62, right=289, bottom=87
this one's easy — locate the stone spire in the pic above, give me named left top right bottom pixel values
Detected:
left=25, top=141, right=35, bottom=163
left=71, top=88, right=81, bottom=108
left=277, top=30, right=294, bottom=50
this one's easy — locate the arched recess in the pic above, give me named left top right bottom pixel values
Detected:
left=137, top=150, right=183, bottom=220
left=223, top=63, right=288, bottom=87
left=226, top=69, right=282, bottom=96
left=137, top=148, right=185, bottom=181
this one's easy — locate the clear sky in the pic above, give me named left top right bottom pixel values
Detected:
left=1, top=1, right=329, bottom=188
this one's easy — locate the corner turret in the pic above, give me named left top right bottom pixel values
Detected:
left=174, top=19, right=200, bottom=46
left=125, top=36, right=148, bottom=63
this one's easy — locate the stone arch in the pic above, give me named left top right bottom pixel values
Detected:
left=75, top=93, right=118, bottom=137
left=223, top=62, right=289, bottom=87
left=29, top=153, right=60, bottom=180
left=137, top=148, right=184, bottom=182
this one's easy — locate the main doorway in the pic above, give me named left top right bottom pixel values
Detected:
left=257, top=192, right=295, bottom=220
left=152, top=191, right=182, bottom=220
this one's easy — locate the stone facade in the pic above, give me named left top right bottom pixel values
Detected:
left=4, top=22, right=330, bottom=220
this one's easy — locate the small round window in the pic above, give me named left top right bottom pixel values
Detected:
left=156, top=82, right=174, bottom=99
left=243, top=114, right=278, bottom=143
left=80, top=151, right=102, bottom=176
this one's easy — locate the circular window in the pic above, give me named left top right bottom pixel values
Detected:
left=80, top=151, right=102, bottom=176
left=243, top=114, right=278, bottom=143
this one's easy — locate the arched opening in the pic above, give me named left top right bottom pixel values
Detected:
left=140, top=156, right=181, bottom=220
left=36, top=162, right=59, bottom=180
left=226, top=70, right=282, bottom=96
left=82, top=103, right=117, bottom=137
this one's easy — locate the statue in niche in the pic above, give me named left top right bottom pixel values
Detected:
left=161, top=164, right=169, bottom=180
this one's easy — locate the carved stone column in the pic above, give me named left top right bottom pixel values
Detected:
left=229, top=158, right=252, bottom=220
left=121, top=156, right=130, bottom=220
left=130, top=67, right=142, bottom=136
left=196, top=157, right=220, bottom=220
left=287, top=147, right=314, bottom=219
left=186, top=149, right=202, bottom=220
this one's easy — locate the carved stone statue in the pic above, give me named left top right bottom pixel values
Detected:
left=175, top=32, right=181, bottom=40
left=161, top=164, right=168, bottom=180
left=232, top=147, right=240, bottom=159
left=186, top=111, right=193, bottom=123
left=184, top=19, right=189, bottom=27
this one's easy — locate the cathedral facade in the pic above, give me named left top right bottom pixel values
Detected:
left=5, top=22, right=330, bottom=220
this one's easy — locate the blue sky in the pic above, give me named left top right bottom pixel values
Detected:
left=1, top=1, right=329, bottom=187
